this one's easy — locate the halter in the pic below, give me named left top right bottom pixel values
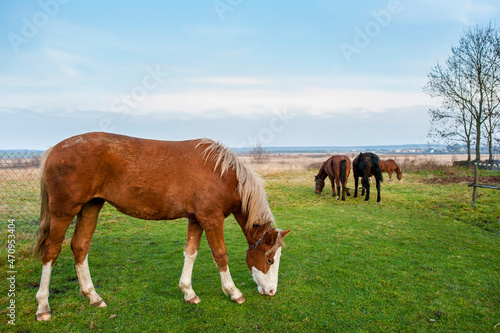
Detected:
left=248, top=223, right=271, bottom=250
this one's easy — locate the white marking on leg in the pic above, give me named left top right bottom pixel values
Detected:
left=75, top=255, right=106, bottom=307
left=179, top=251, right=199, bottom=303
left=219, top=266, right=244, bottom=302
left=251, top=247, right=282, bottom=296
left=36, top=261, right=53, bottom=321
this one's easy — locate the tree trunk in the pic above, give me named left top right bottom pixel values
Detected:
left=475, top=128, right=482, bottom=162
left=488, top=131, right=493, bottom=162
left=467, top=141, right=471, bottom=162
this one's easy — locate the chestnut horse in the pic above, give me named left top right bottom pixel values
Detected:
left=34, top=132, right=290, bottom=321
left=380, top=159, right=403, bottom=181
left=353, top=152, right=383, bottom=202
left=314, top=155, right=351, bottom=201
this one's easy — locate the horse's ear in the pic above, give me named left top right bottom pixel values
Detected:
left=280, top=230, right=291, bottom=238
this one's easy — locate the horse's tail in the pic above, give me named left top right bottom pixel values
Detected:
left=371, top=154, right=383, bottom=183
left=339, top=159, right=347, bottom=185
left=34, top=148, right=53, bottom=260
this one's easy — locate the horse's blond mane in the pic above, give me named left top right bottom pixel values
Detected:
left=195, top=139, right=274, bottom=230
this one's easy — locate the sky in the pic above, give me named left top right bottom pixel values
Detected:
left=1, top=0, right=500, bottom=150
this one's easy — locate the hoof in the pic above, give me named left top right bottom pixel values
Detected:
left=185, top=296, right=201, bottom=304
left=36, top=312, right=51, bottom=321
left=232, top=295, right=246, bottom=304
left=91, top=300, right=107, bottom=308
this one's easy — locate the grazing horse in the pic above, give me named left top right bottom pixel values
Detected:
left=380, top=159, right=403, bottom=181
left=353, top=152, right=383, bottom=202
left=314, top=155, right=351, bottom=201
left=34, top=132, right=290, bottom=321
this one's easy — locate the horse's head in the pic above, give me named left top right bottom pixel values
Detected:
left=396, top=168, right=403, bottom=181
left=246, top=224, right=291, bottom=296
left=314, top=175, right=325, bottom=194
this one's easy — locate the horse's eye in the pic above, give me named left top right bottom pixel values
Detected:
left=267, top=258, right=273, bottom=265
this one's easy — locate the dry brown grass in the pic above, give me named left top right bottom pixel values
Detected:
left=238, top=153, right=332, bottom=176
left=238, top=153, right=470, bottom=176
left=378, top=154, right=469, bottom=173
left=0, top=167, right=41, bottom=182
left=0, top=154, right=471, bottom=181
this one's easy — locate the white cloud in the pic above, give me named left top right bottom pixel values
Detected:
left=137, top=87, right=433, bottom=116
left=189, top=77, right=269, bottom=85
left=42, top=47, right=88, bottom=77
left=0, top=56, right=437, bottom=120
left=0, top=74, right=46, bottom=88
left=0, top=73, right=434, bottom=117
left=404, top=0, right=499, bottom=24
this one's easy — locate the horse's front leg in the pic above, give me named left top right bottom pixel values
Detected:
left=203, top=219, right=245, bottom=304
left=179, top=218, right=203, bottom=304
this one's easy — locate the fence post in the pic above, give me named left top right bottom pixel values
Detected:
left=471, top=163, right=478, bottom=208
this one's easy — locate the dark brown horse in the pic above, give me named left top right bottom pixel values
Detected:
left=314, top=155, right=351, bottom=201
left=380, top=159, right=403, bottom=181
left=34, top=132, right=290, bottom=321
left=353, top=152, right=383, bottom=202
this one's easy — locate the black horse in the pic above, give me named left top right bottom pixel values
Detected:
left=353, top=152, right=383, bottom=202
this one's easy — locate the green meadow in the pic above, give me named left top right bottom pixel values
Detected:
left=1, top=168, right=499, bottom=332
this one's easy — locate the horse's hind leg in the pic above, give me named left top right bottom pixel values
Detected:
left=363, top=177, right=370, bottom=201
left=329, top=176, right=337, bottom=198
left=36, top=215, right=74, bottom=321
left=334, top=178, right=341, bottom=200
left=179, top=217, right=203, bottom=304
left=71, top=199, right=106, bottom=308
left=354, top=176, right=359, bottom=198
left=376, top=179, right=381, bottom=202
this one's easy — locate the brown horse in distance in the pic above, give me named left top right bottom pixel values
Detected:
left=380, top=159, right=403, bottom=181
left=34, top=132, right=290, bottom=321
left=315, top=155, right=351, bottom=201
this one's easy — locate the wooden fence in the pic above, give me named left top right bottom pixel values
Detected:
left=468, top=163, right=500, bottom=207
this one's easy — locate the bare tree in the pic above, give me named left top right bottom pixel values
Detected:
left=250, top=143, right=270, bottom=164
left=427, top=105, right=475, bottom=161
left=425, top=23, right=500, bottom=162
left=495, top=137, right=500, bottom=159
left=483, top=31, right=500, bottom=162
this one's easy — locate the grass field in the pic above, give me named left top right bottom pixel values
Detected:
left=1, top=165, right=499, bottom=332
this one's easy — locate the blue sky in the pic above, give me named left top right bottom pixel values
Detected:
left=1, top=0, right=499, bottom=149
